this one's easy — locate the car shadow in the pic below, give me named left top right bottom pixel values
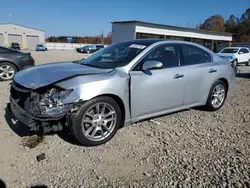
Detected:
left=4, top=103, right=81, bottom=146
left=57, top=129, right=82, bottom=146
left=4, top=103, right=201, bottom=147
left=236, top=72, right=250, bottom=79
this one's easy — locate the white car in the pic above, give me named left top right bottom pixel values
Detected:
left=217, top=47, right=250, bottom=66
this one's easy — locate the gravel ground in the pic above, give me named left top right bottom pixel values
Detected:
left=0, top=51, right=249, bottom=188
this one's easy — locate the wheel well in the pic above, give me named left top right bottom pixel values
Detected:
left=98, top=94, right=125, bottom=127
left=218, top=78, right=228, bottom=91
left=0, top=61, right=19, bottom=71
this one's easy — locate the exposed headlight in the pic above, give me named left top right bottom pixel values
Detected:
left=34, top=88, right=73, bottom=116
left=40, top=89, right=73, bottom=116
left=51, top=89, right=73, bottom=105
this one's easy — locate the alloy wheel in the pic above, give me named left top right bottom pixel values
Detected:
left=81, top=102, right=117, bottom=142
left=0, top=65, right=15, bottom=80
left=211, top=84, right=225, bottom=108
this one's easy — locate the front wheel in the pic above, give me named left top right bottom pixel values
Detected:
left=246, top=59, right=250, bottom=66
left=205, top=80, right=227, bottom=111
left=69, top=96, right=122, bottom=146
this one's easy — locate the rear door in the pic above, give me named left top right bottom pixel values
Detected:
left=179, top=44, right=218, bottom=106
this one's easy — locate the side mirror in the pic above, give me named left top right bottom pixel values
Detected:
left=238, top=51, right=243, bottom=55
left=142, top=61, right=163, bottom=71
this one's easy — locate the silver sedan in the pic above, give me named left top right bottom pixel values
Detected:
left=10, top=39, right=236, bottom=146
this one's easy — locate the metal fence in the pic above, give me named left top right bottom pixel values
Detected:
left=45, top=42, right=96, bottom=51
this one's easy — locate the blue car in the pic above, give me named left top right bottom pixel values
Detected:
left=36, top=44, right=47, bottom=51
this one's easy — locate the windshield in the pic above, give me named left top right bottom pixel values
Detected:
left=78, top=41, right=148, bottom=68
left=220, top=48, right=239, bottom=53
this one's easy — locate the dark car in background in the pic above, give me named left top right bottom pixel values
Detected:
left=10, top=42, right=21, bottom=50
left=76, top=44, right=105, bottom=53
left=0, top=46, right=35, bottom=81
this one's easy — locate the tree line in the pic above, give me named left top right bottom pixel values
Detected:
left=46, top=8, right=250, bottom=44
left=46, top=32, right=112, bottom=44
left=199, top=8, right=250, bottom=42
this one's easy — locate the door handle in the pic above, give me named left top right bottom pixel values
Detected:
left=209, top=69, right=217, bottom=73
left=173, top=74, right=184, bottom=79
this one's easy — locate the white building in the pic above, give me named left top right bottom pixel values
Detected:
left=0, top=23, right=45, bottom=50
left=111, top=20, right=233, bottom=51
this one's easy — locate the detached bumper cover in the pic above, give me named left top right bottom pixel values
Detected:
left=10, top=97, right=33, bottom=125
left=10, top=97, right=66, bottom=126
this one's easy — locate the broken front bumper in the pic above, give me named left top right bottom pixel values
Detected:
left=10, top=97, right=67, bottom=131
left=10, top=97, right=34, bottom=125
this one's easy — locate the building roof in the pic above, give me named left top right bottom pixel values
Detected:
left=0, top=23, right=44, bottom=32
left=112, top=20, right=233, bottom=37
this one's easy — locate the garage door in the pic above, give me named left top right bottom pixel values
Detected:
left=27, top=35, right=39, bottom=50
left=8, top=34, right=22, bottom=46
left=0, top=34, right=3, bottom=46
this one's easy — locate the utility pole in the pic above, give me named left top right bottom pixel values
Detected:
left=101, top=29, right=104, bottom=44
left=9, top=13, right=12, bottom=23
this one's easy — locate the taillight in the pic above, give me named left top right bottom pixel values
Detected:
left=30, top=55, right=34, bottom=61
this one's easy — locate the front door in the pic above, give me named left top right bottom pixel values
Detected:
left=129, top=44, right=185, bottom=119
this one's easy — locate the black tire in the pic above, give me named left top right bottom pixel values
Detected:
left=0, top=62, right=17, bottom=81
left=204, top=80, right=227, bottom=111
left=69, top=96, right=122, bottom=146
left=246, top=59, right=250, bottom=66
left=233, top=59, right=238, bottom=67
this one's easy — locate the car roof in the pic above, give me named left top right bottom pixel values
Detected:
left=119, top=39, right=165, bottom=46
left=224, top=47, right=239, bottom=49
left=223, top=47, right=250, bottom=49
left=0, top=46, right=21, bottom=53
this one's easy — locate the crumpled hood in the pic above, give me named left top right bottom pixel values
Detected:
left=14, top=61, right=113, bottom=89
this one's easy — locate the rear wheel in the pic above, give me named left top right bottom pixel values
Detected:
left=70, top=96, right=122, bottom=146
left=205, top=80, right=227, bottom=111
left=0, top=62, right=17, bottom=81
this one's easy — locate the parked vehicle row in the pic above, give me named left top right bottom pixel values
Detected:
left=9, top=42, right=48, bottom=52
left=9, top=39, right=236, bottom=146
left=216, top=47, right=250, bottom=66
left=76, top=44, right=104, bottom=53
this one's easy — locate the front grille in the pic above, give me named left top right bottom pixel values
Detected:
left=10, top=81, right=31, bottom=108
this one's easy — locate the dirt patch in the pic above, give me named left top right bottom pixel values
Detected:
left=21, top=135, right=44, bottom=149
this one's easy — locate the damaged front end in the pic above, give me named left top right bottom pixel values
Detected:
left=10, top=81, right=80, bottom=133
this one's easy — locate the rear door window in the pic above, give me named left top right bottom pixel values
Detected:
left=180, top=44, right=212, bottom=66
